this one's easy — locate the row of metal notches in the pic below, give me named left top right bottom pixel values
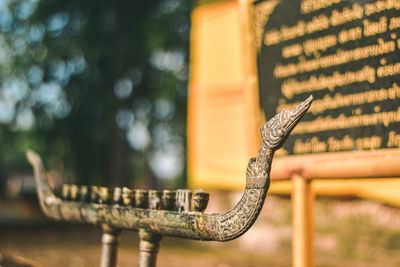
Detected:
left=60, top=184, right=210, bottom=212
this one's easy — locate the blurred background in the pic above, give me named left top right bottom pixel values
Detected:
left=1, top=0, right=400, bottom=266
left=0, top=0, right=190, bottom=189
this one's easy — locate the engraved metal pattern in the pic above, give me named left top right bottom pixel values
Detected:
left=27, top=96, right=312, bottom=241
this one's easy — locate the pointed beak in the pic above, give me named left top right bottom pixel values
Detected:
left=285, top=95, right=313, bottom=133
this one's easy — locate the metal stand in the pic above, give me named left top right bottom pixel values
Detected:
left=138, top=228, right=162, bottom=267
left=27, top=97, right=313, bottom=267
left=100, top=224, right=122, bottom=267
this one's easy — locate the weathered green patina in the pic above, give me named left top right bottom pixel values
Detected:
left=27, top=96, right=312, bottom=241
left=27, top=96, right=312, bottom=266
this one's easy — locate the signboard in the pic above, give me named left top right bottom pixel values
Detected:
left=253, top=0, right=400, bottom=156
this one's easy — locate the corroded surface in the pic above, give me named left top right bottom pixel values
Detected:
left=27, top=96, right=312, bottom=241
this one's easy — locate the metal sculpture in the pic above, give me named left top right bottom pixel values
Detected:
left=27, top=96, right=313, bottom=267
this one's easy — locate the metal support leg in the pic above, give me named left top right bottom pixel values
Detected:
left=100, top=224, right=122, bottom=267
left=138, top=228, right=162, bottom=267
left=292, top=174, right=314, bottom=267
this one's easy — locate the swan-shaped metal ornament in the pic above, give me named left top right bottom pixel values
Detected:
left=27, top=96, right=313, bottom=267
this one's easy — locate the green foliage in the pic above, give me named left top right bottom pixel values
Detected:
left=0, top=0, right=191, bottom=187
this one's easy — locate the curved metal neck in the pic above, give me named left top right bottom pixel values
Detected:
left=27, top=151, right=62, bottom=220
left=27, top=96, right=312, bottom=242
left=26, top=148, right=273, bottom=241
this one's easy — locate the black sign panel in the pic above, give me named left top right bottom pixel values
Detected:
left=255, top=0, right=400, bottom=155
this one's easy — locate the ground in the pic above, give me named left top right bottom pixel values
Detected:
left=1, top=196, right=400, bottom=266
left=0, top=224, right=287, bottom=267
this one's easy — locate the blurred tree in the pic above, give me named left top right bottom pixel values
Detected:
left=0, top=0, right=190, bottom=188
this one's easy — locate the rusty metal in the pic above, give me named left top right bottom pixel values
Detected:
left=61, top=184, right=70, bottom=200
left=135, top=189, right=148, bottom=209
left=122, top=187, right=134, bottom=206
left=176, top=189, right=192, bottom=212
left=91, top=186, right=100, bottom=203
left=27, top=96, right=312, bottom=266
left=192, top=190, right=209, bottom=213
left=161, top=190, right=176, bottom=210
left=149, top=190, right=162, bottom=210
left=80, top=185, right=90, bottom=203
left=112, top=187, right=122, bottom=205
left=138, top=228, right=162, bottom=267
left=99, top=187, right=112, bottom=204
left=70, top=184, right=79, bottom=201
